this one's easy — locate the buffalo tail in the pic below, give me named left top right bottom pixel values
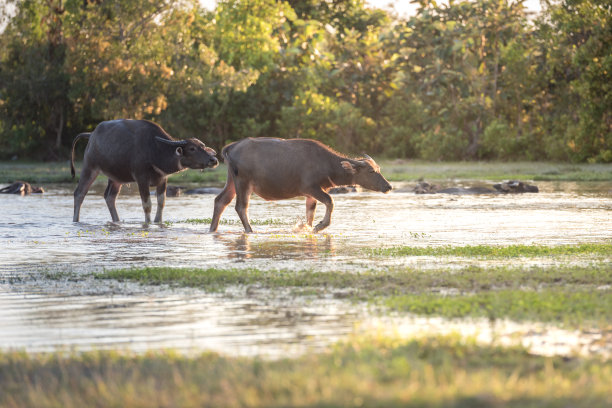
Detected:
left=71, top=133, right=91, bottom=179
left=221, top=141, right=239, bottom=177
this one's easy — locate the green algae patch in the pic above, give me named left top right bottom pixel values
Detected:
left=1, top=336, right=611, bottom=408
left=367, top=243, right=612, bottom=258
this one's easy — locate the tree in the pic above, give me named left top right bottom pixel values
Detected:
left=536, top=0, right=612, bottom=162
left=0, top=0, right=69, bottom=158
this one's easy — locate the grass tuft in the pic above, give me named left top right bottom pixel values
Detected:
left=366, top=243, right=612, bottom=258
left=1, top=336, right=611, bottom=407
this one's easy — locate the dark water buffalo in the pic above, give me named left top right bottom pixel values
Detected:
left=412, top=180, right=538, bottom=195
left=493, top=180, right=539, bottom=193
left=209, top=137, right=392, bottom=233
left=71, top=119, right=218, bottom=223
left=0, top=181, right=44, bottom=195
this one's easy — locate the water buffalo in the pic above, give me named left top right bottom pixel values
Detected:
left=71, top=119, right=218, bottom=223
left=0, top=181, right=44, bottom=195
left=209, top=137, right=392, bottom=233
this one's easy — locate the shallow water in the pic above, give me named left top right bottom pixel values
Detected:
left=1, top=181, right=611, bottom=356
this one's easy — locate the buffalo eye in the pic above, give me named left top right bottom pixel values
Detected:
left=188, top=146, right=196, bottom=152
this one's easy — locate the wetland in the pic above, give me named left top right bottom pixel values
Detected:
left=1, top=161, right=611, bottom=407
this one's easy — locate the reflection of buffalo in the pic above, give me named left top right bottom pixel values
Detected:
left=213, top=233, right=335, bottom=261
left=413, top=180, right=538, bottom=195
left=0, top=181, right=44, bottom=195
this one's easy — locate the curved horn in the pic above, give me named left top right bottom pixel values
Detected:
left=155, top=137, right=188, bottom=146
left=362, top=153, right=373, bottom=161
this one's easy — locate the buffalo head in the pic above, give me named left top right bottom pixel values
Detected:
left=156, top=137, right=219, bottom=169
left=341, top=154, right=392, bottom=193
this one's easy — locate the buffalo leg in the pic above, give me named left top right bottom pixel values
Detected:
left=234, top=179, right=253, bottom=233
left=104, top=179, right=122, bottom=222
left=308, top=189, right=334, bottom=233
left=136, top=178, right=153, bottom=223
left=73, top=166, right=100, bottom=222
left=154, top=179, right=167, bottom=223
left=305, top=197, right=317, bottom=227
left=209, top=171, right=236, bottom=232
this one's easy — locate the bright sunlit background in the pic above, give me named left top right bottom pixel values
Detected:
left=0, top=0, right=544, bottom=33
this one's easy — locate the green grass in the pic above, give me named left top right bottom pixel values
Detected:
left=383, top=289, right=612, bottom=325
left=93, top=263, right=612, bottom=327
left=2, top=160, right=611, bottom=185
left=1, top=335, right=611, bottom=408
left=0, top=161, right=227, bottom=185
left=0, top=161, right=74, bottom=183
left=167, top=163, right=227, bottom=184
left=380, top=160, right=612, bottom=182
left=366, top=243, right=612, bottom=258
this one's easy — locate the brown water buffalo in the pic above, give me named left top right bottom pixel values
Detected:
left=71, top=119, right=218, bottom=223
left=209, top=137, right=392, bottom=233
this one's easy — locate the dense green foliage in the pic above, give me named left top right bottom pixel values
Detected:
left=0, top=0, right=610, bottom=161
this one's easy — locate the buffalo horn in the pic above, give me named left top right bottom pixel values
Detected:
left=156, top=137, right=188, bottom=146
left=362, top=153, right=373, bottom=161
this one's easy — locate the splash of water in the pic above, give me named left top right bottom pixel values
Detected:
left=292, top=218, right=314, bottom=233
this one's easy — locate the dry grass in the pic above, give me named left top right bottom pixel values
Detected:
left=1, top=335, right=611, bottom=408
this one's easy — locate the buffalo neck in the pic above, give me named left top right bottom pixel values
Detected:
left=328, top=156, right=356, bottom=187
left=152, top=146, right=183, bottom=175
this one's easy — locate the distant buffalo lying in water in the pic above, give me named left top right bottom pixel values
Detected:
left=71, top=119, right=218, bottom=223
left=493, top=180, right=539, bottom=193
left=0, top=181, right=44, bottom=195
left=413, top=180, right=539, bottom=195
left=210, top=137, right=392, bottom=233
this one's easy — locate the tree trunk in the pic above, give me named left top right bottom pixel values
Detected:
left=55, top=108, right=64, bottom=150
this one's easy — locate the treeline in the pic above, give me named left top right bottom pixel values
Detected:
left=0, top=0, right=610, bottom=162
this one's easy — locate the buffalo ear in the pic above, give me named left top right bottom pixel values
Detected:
left=341, top=161, right=356, bottom=174
left=175, top=147, right=183, bottom=156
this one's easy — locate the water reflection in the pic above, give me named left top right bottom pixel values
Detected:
left=213, top=232, right=336, bottom=261
left=0, top=287, right=358, bottom=356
